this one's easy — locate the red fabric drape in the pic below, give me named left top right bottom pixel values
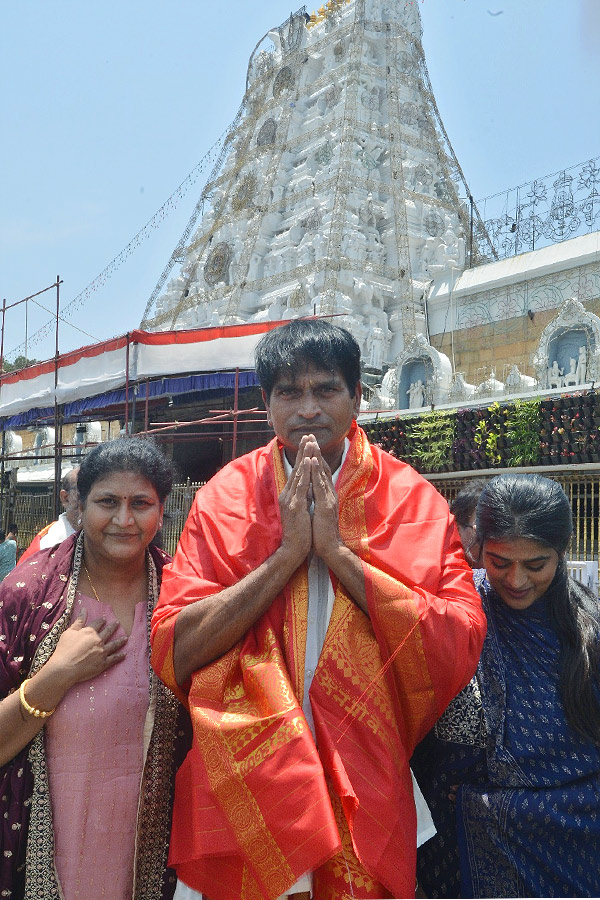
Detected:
left=151, top=425, right=486, bottom=900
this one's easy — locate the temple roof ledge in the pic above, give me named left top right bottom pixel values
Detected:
left=429, top=232, right=600, bottom=304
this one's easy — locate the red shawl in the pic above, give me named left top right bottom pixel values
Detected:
left=151, top=425, right=486, bottom=899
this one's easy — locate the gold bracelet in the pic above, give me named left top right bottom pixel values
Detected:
left=18, top=678, right=56, bottom=719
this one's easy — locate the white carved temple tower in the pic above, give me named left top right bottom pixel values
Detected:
left=142, top=0, right=486, bottom=375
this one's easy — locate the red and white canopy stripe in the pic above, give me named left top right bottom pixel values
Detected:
left=0, top=321, right=289, bottom=417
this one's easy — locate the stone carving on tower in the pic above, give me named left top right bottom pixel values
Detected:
left=503, top=365, right=537, bottom=395
left=448, top=372, right=475, bottom=403
left=142, top=0, right=490, bottom=374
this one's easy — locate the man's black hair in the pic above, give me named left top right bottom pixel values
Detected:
left=450, top=479, right=488, bottom=527
left=60, top=467, right=79, bottom=493
left=254, top=318, right=361, bottom=399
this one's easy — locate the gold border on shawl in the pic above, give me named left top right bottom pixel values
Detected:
left=316, top=606, right=399, bottom=751
left=336, top=426, right=372, bottom=561
left=151, top=613, right=189, bottom=707
left=313, top=780, right=385, bottom=900
left=181, top=443, right=317, bottom=896
left=316, top=425, right=434, bottom=766
left=364, top=564, right=435, bottom=749
left=241, top=863, right=266, bottom=900
left=347, top=430, right=433, bottom=724
left=191, top=701, right=295, bottom=897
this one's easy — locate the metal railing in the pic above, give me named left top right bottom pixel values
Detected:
left=9, top=480, right=206, bottom=559
left=10, top=490, right=53, bottom=548
left=430, top=470, right=600, bottom=574
left=160, top=481, right=205, bottom=556
left=10, top=472, right=600, bottom=586
left=475, top=155, right=600, bottom=262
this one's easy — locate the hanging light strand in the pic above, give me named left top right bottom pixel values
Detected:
left=6, top=129, right=230, bottom=362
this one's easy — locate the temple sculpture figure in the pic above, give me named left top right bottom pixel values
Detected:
left=548, top=360, right=564, bottom=389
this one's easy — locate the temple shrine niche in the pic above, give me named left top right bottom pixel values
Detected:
left=387, top=334, right=452, bottom=411
left=533, top=297, right=600, bottom=389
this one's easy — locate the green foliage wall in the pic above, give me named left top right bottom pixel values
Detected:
left=364, top=392, right=600, bottom=474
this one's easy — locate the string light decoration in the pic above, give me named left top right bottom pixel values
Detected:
left=6, top=128, right=229, bottom=362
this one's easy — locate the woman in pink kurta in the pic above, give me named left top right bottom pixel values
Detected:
left=0, top=437, right=189, bottom=899
left=46, top=590, right=150, bottom=899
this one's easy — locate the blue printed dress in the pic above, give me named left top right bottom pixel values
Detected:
left=412, top=575, right=600, bottom=898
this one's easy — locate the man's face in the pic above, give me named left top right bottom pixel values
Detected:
left=264, top=362, right=361, bottom=470
left=457, top=514, right=482, bottom=568
left=60, top=471, right=81, bottom=529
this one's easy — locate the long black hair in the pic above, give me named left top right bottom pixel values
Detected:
left=477, top=473, right=600, bottom=744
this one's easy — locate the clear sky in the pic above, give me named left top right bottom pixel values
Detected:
left=1, top=0, right=598, bottom=364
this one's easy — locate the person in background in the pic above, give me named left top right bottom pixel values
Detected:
left=449, top=479, right=487, bottom=569
left=0, top=437, right=189, bottom=898
left=18, top=467, right=80, bottom=564
left=412, top=473, right=600, bottom=897
left=0, top=531, right=17, bottom=582
left=151, top=319, right=485, bottom=900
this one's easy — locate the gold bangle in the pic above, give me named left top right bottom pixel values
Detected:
left=19, top=678, right=56, bottom=719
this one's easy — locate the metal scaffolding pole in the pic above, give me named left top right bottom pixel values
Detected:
left=53, top=276, right=63, bottom=518
left=0, top=279, right=64, bottom=523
